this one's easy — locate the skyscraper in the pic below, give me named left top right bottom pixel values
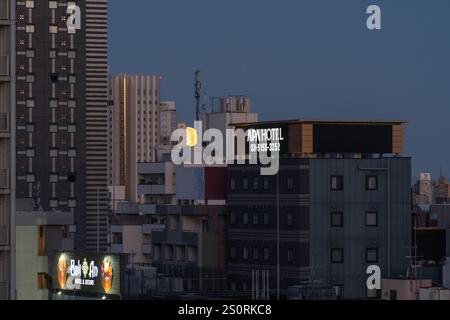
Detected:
left=14, top=0, right=108, bottom=252
left=108, top=74, right=162, bottom=204
left=0, top=0, right=16, bottom=300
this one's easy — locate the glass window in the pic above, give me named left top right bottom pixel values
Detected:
left=68, top=199, right=77, bottom=208
left=26, top=148, right=35, bottom=158
left=243, top=213, right=249, bottom=225
left=49, top=149, right=58, bottom=158
left=263, top=177, right=270, bottom=190
left=263, top=248, right=270, bottom=261
left=230, top=247, right=236, bottom=259
left=49, top=199, right=58, bottom=208
left=331, top=248, right=344, bottom=264
left=253, top=248, right=259, bottom=260
left=366, top=175, right=378, bottom=191
left=26, top=99, right=35, bottom=108
left=68, top=124, right=77, bottom=133
left=230, top=177, right=236, bottom=190
left=331, top=211, right=344, bottom=227
left=26, top=174, right=35, bottom=183
left=26, top=24, right=35, bottom=33
left=331, top=175, right=344, bottom=191
left=26, top=1, right=34, bottom=8
left=68, top=149, right=77, bottom=158
left=243, top=247, right=248, bottom=260
left=366, top=248, right=379, bottom=263
left=253, top=213, right=259, bottom=225
left=287, top=213, right=294, bottom=226
left=49, top=99, right=58, bottom=108
left=253, top=177, right=259, bottom=190
left=49, top=1, right=57, bottom=9
left=49, top=174, right=58, bottom=183
left=366, top=211, right=378, bottom=227
left=49, top=124, right=58, bottom=133
left=49, top=25, right=58, bottom=34
left=263, top=213, right=269, bottom=225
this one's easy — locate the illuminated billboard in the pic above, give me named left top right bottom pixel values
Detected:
left=54, top=252, right=122, bottom=296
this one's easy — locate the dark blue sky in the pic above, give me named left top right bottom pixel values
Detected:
left=109, top=0, right=450, bottom=177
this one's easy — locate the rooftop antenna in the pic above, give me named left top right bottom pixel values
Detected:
left=194, top=70, right=202, bottom=121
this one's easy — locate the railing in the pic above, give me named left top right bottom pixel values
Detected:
left=0, top=55, right=9, bottom=76
left=0, top=0, right=9, bottom=20
left=142, top=224, right=165, bottom=234
left=0, top=224, right=8, bottom=245
left=0, top=112, right=9, bottom=132
left=0, top=169, right=9, bottom=189
left=0, top=280, right=8, bottom=300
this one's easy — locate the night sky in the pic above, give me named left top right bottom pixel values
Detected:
left=109, top=0, right=450, bottom=178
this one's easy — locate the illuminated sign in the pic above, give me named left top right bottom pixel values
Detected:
left=54, top=252, right=121, bottom=296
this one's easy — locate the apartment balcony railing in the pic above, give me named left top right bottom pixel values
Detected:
left=0, top=0, right=9, bottom=20
left=0, top=280, right=8, bottom=300
left=0, top=55, right=10, bottom=77
left=0, top=169, right=9, bottom=189
left=0, top=224, right=8, bottom=245
left=0, top=112, right=9, bottom=133
left=142, top=224, right=165, bottom=234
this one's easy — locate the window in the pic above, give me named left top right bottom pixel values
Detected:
left=49, top=1, right=57, bottom=9
left=68, top=199, right=77, bottom=208
left=49, top=123, right=58, bottom=133
left=26, top=73, right=35, bottom=83
left=263, top=248, right=270, bottom=261
left=331, top=211, right=344, bottom=227
left=49, top=99, right=58, bottom=108
left=49, top=199, right=58, bottom=208
left=68, top=50, right=77, bottom=59
left=26, top=123, right=34, bottom=133
left=366, top=211, right=378, bottom=227
left=331, top=248, right=344, bottom=264
left=26, top=99, right=35, bottom=108
left=366, top=248, right=378, bottom=263
left=26, top=173, right=35, bottom=183
left=112, top=232, right=122, bottom=245
left=26, top=49, right=35, bottom=58
left=253, top=177, right=259, bottom=190
left=287, top=176, right=293, bottom=190
left=230, top=177, right=236, bottom=190
left=286, top=213, right=294, bottom=226
left=68, top=149, right=77, bottom=158
left=333, top=285, right=344, bottom=298
left=68, top=99, right=77, bottom=109
left=263, top=177, right=269, bottom=190
left=366, top=175, right=378, bottom=191
left=263, top=213, right=269, bottom=225
left=68, top=124, right=77, bottom=133
left=243, top=247, right=249, bottom=260
left=287, top=248, right=294, bottom=263
left=230, top=247, right=236, bottom=259
left=49, top=174, right=58, bottom=183
left=243, top=213, right=249, bottom=225
left=331, top=175, right=344, bottom=191
left=49, top=25, right=58, bottom=34
left=253, top=213, right=259, bottom=225
left=253, top=248, right=259, bottom=260
left=367, top=288, right=379, bottom=299
left=49, top=148, right=58, bottom=158
left=26, top=148, right=35, bottom=158
left=26, top=1, right=34, bottom=8
left=26, top=24, right=35, bottom=33
left=69, top=74, right=77, bottom=84
left=230, top=212, right=236, bottom=225
left=243, top=177, right=248, bottom=190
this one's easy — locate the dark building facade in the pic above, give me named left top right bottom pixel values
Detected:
left=14, top=0, right=108, bottom=251
left=226, top=120, right=412, bottom=299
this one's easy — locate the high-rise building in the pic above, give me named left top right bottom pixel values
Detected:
left=108, top=74, right=162, bottom=204
left=226, top=119, right=411, bottom=299
left=415, top=173, right=433, bottom=205
left=14, top=0, right=108, bottom=252
left=0, top=0, right=16, bottom=300
left=159, top=101, right=176, bottom=147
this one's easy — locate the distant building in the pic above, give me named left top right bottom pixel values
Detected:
left=159, top=101, right=177, bottom=148
left=414, top=173, right=433, bottom=205
left=108, top=74, right=163, bottom=204
left=226, top=119, right=411, bottom=299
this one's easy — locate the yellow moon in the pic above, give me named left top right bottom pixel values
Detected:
left=186, top=127, right=197, bottom=147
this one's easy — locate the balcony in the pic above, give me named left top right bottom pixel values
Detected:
left=0, top=55, right=10, bottom=81
left=142, top=224, right=165, bottom=234
left=139, top=204, right=157, bottom=215
left=137, top=184, right=166, bottom=195
left=0, top=112, right=9, bottom=137
left=142, top=244, right=152, bottom=255
left=0, top=0, right=9, bottom=22
left=137, top=162, right=167, bottom=174
left=0, top=224, right=8, bottom=246
left=110, top=244, right=123, bottom=253
left=116, top=202, right=139, bottom=215
left=0, top=280, right=8, bottom=300
left=152, top=231, right=198, bottom=246
left=0, top=169, right=10, bottom=193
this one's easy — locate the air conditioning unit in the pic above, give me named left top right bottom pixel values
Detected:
left=0, top=55, right=10, bottom=77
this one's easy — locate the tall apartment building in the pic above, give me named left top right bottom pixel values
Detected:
left=14, top=0, right=108, bottom=252
left=108, top=74, right=162, bottom=204
left=226, top=120, right=411, bottom=299
left=159, top=101, right=176, bottom=147
left=0, top=0, right=16, bottom=300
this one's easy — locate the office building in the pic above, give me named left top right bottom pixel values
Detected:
left=159, top=101, right=176, bottom=147
left=14, top=0, right=108, bottom=252
left=108, top=74, right=162, bottom=204
left=226, top=119, right=411, bottom=299
left=0, top=0, right=15, bottom=300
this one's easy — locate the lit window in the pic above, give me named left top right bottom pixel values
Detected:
left=26, top=148, right=35, bottom=158
left=26, top=99, right=35, bottom=108
left=68, top=99, right=77, bottom=108
left=68, top=199, right=77, bottom=208
left=49, top=99, right=58, bottom=108
left=26, top=25, right=35, bottom=33
left=49, top=174, right=58, bottom=183
left=49, top=124, right=58, bottom=133
left=26, top=49, right=35, bottom=58
left=49, top=1, right=57, bottom=9
left=26, top=174, right=35, bottom=183
left=25, top=1, right=34, bottom=8
left=49, top=149, right=58, bottom=158
left=69, top=74, right=77, bottom=84
left=68, top=124, right=76, bottom=133
left=49, top=25, right=58, bottom=34
left=68, top=149, right=77, bottom=158
left=49, top=199, right=58, bottom=208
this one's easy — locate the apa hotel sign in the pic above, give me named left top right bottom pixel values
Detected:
left=54, top=252, right=121, bottom=296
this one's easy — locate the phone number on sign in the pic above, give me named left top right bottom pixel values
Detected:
left=250, top=142, right=281, bottom=153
